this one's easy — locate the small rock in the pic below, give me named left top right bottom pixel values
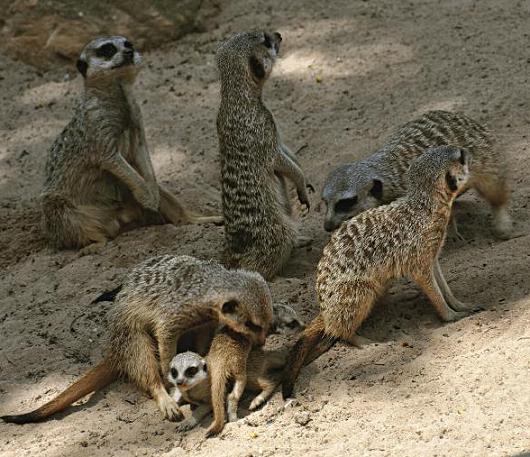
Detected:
left=294, top=411, right=311, bottom=426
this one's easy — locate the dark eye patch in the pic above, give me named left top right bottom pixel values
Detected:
left=286, top=320, right=299, bottom=329
left=170, top=367, right=178, bottom=379
left=445, top=172, right=458, bottom=192
left=95, top=43, right=118, bottom=59
left=249, top=55, right=265, bottom=79
left=185, top=366, right=198, bottom=378
left=335, top=197, right=358, bottom=213
left=124, top=40, right=133, bottom=49
left=245, top=320, right=262, bottom=333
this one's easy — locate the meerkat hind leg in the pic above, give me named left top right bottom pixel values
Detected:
left=249, top=379, right=277, bottom=410
left=474, top=176, right=513, bottom=239
left=227, top=376, right=246, bottom=422
left=159, top=184, right=223, bottom=226
left=433, top=259, right=480, bottom=312
left=413, top=270, right=469, bottom=322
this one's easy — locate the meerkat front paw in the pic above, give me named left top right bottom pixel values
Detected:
left=297, top=187, right=311, bottom=212
left=138, top=186, right=160, bottom=212
left=78, top=241, right=107, bottom=257
left=158, top=396, right=184, bottom=422
left=176, top=417, right=199, bottom=432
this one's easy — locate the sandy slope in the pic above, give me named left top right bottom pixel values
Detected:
left=0, top=0, right=529, bottom=456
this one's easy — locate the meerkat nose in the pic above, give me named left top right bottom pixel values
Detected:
left=274, top=32, right=282, bottom=42
left=324, top=220, right=335, bottom=232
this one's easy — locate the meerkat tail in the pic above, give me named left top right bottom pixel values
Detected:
left=282, top=314, right=337, bottom=399
left=206, top=371, right=228, bottom=437
left=1, top=359, right=117, bottom=424
left=91, top=285, right=123, bottom=304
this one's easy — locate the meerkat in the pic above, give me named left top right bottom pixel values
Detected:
left=1, top=255, right=272, bottom=424
left=168, top=338, right=286, bottom=436
left=322, top=111, right=512, bottom=238
left=282, top=146, right=481, bottom=398
left=176, top=302, right=305, bottom=356
left=41, top=36, right=220, bottom=254
left=216, top=31, right=312, bottom=280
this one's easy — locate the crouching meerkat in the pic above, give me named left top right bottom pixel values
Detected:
left=322, top=111, right=512, bottom=238
left=177, top=302, right=305, bottom=356
left=1, top=255, right=272, bottom=423
left=168, top=341, right=285, bottom=436
left=283, top=146, right=481, bottom=398
left=217, top=31, right=312, bottom=280
left=41, top=36, right=221, bottom=254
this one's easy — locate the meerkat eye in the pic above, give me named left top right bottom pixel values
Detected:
left=170, top=367, right=178, bottom=379
left=445, top=172, right=458, bottom=192
left=245, top=320, right=262, bottom=332
left=335, top=197, right=358, bottom=213
left=286, top=320, right=299, bottom=329
left=124, top=40, right=134, bottom=49
left=96, top=43, right=118, bottom=59
left=185, top=367, right=198, bottom=377
left=221, top=300, right=238, bottom=315
left=370, top=179, right=383, bottom=200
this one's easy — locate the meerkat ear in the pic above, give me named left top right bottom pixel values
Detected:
left=76, top=59, right=88, bottom=77
left=370, top=179, right=383, bottom=200
left=203, top=362, right=208, bottom=373
left=221, top=299, right=239, bottom=315
left=249, top=55, right=266, bottom=80
left=445, top=172, right=458, bottom=192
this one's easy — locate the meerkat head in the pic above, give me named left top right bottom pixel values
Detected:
left=213, top=271, right=273, bottom=346
left=408, top=146, right=471, bottom=200
left=322, top=163, right=384, bottom=232
left=76, top=36, right=141, bottom=84
left=167, top=352, right=208, bottom=392
left=217, top=31, right=282, bottom=91
left=271, top=303, right=305, bottom=335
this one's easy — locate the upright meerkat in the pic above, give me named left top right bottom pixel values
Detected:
left=1, top=255, right=272, bottom=424
left=168, top=340, right=285, bottom=435
left=322, top=111, right=512, bottom=238
left=217, top=31, right=311, bottom=279
left=282, top=146, right=480, bottom=398
left=41, top=36, right=220, bottom=253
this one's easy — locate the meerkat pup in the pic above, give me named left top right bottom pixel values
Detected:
left=1, top=255, right=272, bottom=424
left=41, top=36, right=220, bottom=254
left=177, top=302, right=305, bottom=356
left=282, top=146, right=481, bottom=398
left=168, top=343, right=285, bottom=436
left=217, top=31, right=312, bottom=280
left=322, top=111, right=512, bottom=238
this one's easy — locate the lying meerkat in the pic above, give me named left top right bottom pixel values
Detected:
left=1, top=255, right=272, bottom=423
left=217, top=31, right=312, bottom=280
left=41, top=36, right=220, bottom=254
left=283, top=146, right=481, bottom=398
left=176, top=302, right=305, bottom=356
left=322, top=111, right=512, bottom=238
left=168, top=342, right=285, bottom=436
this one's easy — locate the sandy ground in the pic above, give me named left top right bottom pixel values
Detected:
left=1, top=0, right=529, bottom=456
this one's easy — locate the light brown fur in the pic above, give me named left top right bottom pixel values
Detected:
left=1, top=255, right=272, bottom=424
left=169, top=337, right=285, bottom=436
left=283, top=146, right=481, bottom=398
left=41, top=36, right=220, bottom=254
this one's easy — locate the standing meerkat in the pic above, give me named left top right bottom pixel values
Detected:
left=41, top=36, right=220, bottom=254
left=282, top=146, right=481, bottom=398
left=1, top=255, right=272, bottom=424
left=217, top=31, right=312, bottom=280
left=322, top=111, right=512, bottom=238
left=168, top=341, right=286, bottom=436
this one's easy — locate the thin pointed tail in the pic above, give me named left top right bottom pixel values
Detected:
left=282, top=314, right=337, bottom=399
left=1, top=358, right=117, bottom=424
